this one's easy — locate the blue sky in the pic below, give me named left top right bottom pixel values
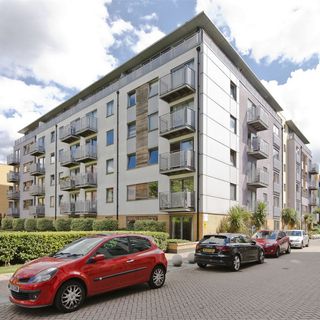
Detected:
left=0, top=0, right=320, bottom=162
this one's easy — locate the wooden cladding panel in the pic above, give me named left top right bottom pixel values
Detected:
left=136, top=84, right=149, bottom=168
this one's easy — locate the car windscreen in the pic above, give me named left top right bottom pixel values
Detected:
left=253, top=231, right=277, bottom=240
left=286, top=230, right=302, bottom=236
left=201, top=236, right=227, bottom=245
left=53, top=237, right=103, bottom=257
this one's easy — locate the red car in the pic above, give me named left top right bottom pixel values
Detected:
left=8, top=234, right=167, bottom=312
left=252, top=230, right=291, bottom=257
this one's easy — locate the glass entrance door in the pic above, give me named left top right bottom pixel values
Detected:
left=171, top=216, right=193, bottom=240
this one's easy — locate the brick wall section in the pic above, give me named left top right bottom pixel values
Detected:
left=136, top=83, right=149, bottom=168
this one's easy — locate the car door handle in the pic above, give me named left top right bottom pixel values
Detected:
left=126, top=259, right=134, bottom=263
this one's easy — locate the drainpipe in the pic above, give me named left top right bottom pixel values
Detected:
left=116, top=91, right=120, bottom=222
left=281, top=126, right=284, bottom=228
left=54, top=124, right=58, bottom=220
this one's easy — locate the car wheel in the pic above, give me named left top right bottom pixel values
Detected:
left=54, top=280, right=85, bottom=313
left=197, top=263, right=207, bottom=269
left=230, top=255, right=241, bottom=271
left=149, top=265, right=166, bottom=289
left=300, top=241, right=304, bottom=249
left=306, top=241, right=309, bottom=247
left=257, top=250, right=264, bottom=264
left=274, top=247, right=280, bottom=258
left=286, top=244, right=291, bottom=254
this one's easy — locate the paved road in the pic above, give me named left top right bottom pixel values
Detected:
left=1, top=241, right=320, bottom=320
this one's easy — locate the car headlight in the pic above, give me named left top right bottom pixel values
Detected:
left=28, top=267, right=58, bottom=284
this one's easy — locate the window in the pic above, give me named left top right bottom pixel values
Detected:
left=23, top=180, right=33, bottom=191
left=230, top=81, right=237, bottom=101
left=230, top=149, right=236, bottom=167
left=106, top=100, right=114, bottom=117
left=273, top=148, right=280, bottom=160
left=127, top=182, right=158, bottom=200
left=274, top=196, right=280, bottom=208
left=106, top=188, right=114, bottom=203
left=273, top=125, right=280, bottom=137
left=50, top=174, right=55, bottom=186
left=50, top=131, right=55, bottom=143
left=58, top=149, right=63, bottom=161
left=23, top=162, right=32, bottom=173
left=230, top=183, right=236, bottom=201
left=23, top=199, right=33, bottom=210
left=106, top=159, right=114, bottom=174
left=106, top=129, right=114, bottom=146
left=129, top=236, right=151, bottom=252
left=87, top=109, right=97, bottom=118
left=273, top=172, right=280, bottom=184
left=128, top=91, right=136, bottom=108
left=127, top=153, right=136, bottom=169
left=50, top=153, right=55, bottom=164
left=127, top=121, right=136, bottom=139
left=58, top=195, right=63, bottom=205
left=149, top=80, right=158, bottom=98
left=96, top=237, right=130, bottom=258
left=149, top=148, right=158, bottom=165
left=50, top=196, right=54, bottom=208
left=148, top=113, right=158, bottom=131
left=230, top=116, right=237, bottom=134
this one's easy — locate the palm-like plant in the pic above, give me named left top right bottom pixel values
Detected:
left=227, top=206, right=252, bottom=233
left=252, top=201, right=267, bottom=229
left=281, top=208, right=298, bottom=229
left=304, top=213, right=314, bottom=231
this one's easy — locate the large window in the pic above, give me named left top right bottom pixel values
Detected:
left=106, top=129, right=114, bottom=146
left=127, top=121, right=136, bottom=139
left=148, top=113, right=158, bottom=131
left=128, top=91, right=136, bottom=108
left=127, top=153, right=136, bottom=169
left=149, top=80, right=158, bottom=98
left=170, top=177, right=194, bottom=192
left=106, top=100, right=114, bottom=117
left=149, top=148, right=158, bottom=165
left=127, top=181, right=158, bottom=201
left=106, top=188, right=114, bottom=203
left=106, top=159, right=114, bottom=174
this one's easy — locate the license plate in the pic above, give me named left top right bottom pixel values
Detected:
left=9, top=283, right=19, bottom=293
left=202, top=248, right=215, bottom=253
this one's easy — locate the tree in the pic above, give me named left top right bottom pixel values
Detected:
left=252, top=201, right=267, bottom=230
left=281, top=208, right=298, bottom=229
left=312, top=207, right=320, bottom=224
left=304, top=213, right=314, bottom=231
left=227, top=206, right=252, bottom=233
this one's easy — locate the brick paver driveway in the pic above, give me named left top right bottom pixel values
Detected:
left=1, top=240, right=320, bottom=320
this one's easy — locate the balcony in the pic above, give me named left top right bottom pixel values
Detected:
left=7, top=190, right=19, bottom=200
left=60, top=150, right=79, bottom=167
left=29, top=143, right=45, bottom=156
left=159, top=107, right=195, bottom=139
left=30, top=163, right=45, bottom=176
left=273, top=182, right=281, bottom=194
left=302, top=189, right=309, bottom=199
left=247, top=137, right=269, bottom=159
left=29, top=205, right=45, bottom=217
left=160, top=150, right=195, bottom=175
left=310, top=196, right=318, bottom=206
left=30, top=185, right=45, bottom=196
left=7, top=154, right=19, bottom=165
left=74, top=172, right=97, bottom=189
left=7, top=207, right=19, bottom=217
left=74, top=145, right=97, bottom=163
left=247, top=106, right=269, bottom=131
left=273, top=133, right=281, bottom=148
left=247, top=170, right=269, bottom=188
left=60, top=202, right=76, bottom=215
left=309, top=163, right=319, bottom=174
left=273, top=157, right=281, bottom=171
left=59, top=124, right=80, bottom=143
left=309, top=181, right=318, bottom=190
left=60, top=201, right=97, bottom=215
left=7, top=171, right=19, bottom=183
left=296, top=191, right=301, bottom=201
left=159, top=66, right=195, bottom=103
left=273, top=207, right=281, bottom=218
left=75, top=116, right=97, bottom=137
left=60, top=177, right=76, bottom=191
left=159, top=191, right=195, bottom=211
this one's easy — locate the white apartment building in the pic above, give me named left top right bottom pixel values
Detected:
left=6, top=13, right=316, bottom=239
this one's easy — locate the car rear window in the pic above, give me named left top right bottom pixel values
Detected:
left=253, top=231, right=277, bottom=240
left=201, top=235, right=227, bottom=245
left=286, top=230, right=302, bottom=236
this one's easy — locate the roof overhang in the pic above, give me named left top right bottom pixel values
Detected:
left=286, top=120, right=310, bottom=144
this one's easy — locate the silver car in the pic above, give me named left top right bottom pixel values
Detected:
left=286, top=230, right=309, bottom=248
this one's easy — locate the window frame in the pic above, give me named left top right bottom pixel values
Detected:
left=148, top=112, right=158, bottom=132
left=106, top=159, right=114, bottom=174
left=127, top=153, right=136, bottom=170
left=127, top=91, right=136, bottom=108
left=127, top=121, right=136, bottom=139
left=106, top=188, right=114, bottom=203
left=106, top=100, right=114, bottom=117
left=106, top=129, right=114, bottom=146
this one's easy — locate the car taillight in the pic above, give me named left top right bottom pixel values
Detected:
left=216, top=246, right=230, bottom=253
left=196, top=244, right=201, bottom=252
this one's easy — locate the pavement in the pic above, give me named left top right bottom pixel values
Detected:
left=0, top=240, right=320, bottom=319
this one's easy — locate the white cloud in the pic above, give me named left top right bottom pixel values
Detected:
left=196, top=0, right=320, bottom=63
left=111, top=18, right=134, bottom=35
left=141, top=12, right=158, bottom=21
left=262, top=64, right=320, bottom=161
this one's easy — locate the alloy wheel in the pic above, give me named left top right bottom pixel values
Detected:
left=232, top=255, right=241, bottom=271
left=61, top=284, right=83, bottom=311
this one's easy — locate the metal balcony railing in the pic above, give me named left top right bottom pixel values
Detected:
left=273, top=133, right=281, bottom=148
left=29, top=143, right=45, bottom=156
left=74, top=172, right=97, bottom=188
left=60, top=201, right=97, bottom=215
left=75, top=116, right=97, bottom=137
left=60, top=202, right=76, bottom=215
left=30, top=163, right=45, bottom=176
left=7, top=154, right=20, bottom=165
left=59, top=123, right=79, bottom=143
left=247, top=137, right=269, bottom=159
left=247, top=106, right=269, bottom=131
left=74, top=145, right=97, bottom=162
left=309, top=163, right=319, bottom=174
left=247, top=169, right=269, bottom=188
left=60, top=178, right=76, bottom=191
left=7, top=207, right=19, bottom=217
left=7, top=171, right=19, bottom=183
left=159, top=66, right=195, bottom=102
left=29, top=205, right=45, bottom=217
left=7, top=190, right=20, bottom=200
left=273, top=157, right=281, bottom=171
left=159, top=191, right=195, bottom=211
left=60, top=150, right=79, bottom=167
left=160, top=150, right=195, bottom=175
left=30, top=185, right=45, bottom=196
left=309, top=180, right=318, bottom=190
left=159, top=107, right=195, bottom=139
left=310, top=195, right=318, bottom=206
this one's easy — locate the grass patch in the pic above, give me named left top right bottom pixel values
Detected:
left=0, top=264, right=23, bottom=275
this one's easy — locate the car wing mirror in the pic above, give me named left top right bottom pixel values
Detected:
left=89, top=254, right=105, bottom=263
left=251, top=240, right=256, bottom=245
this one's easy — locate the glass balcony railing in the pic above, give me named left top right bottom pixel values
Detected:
left=159, top=191, right=195, bottom=211
left=247, top=106, right=269, bottom=131
left=160, top=150, right=195, bottom=175
left=247, top=137, right=269, bottom=159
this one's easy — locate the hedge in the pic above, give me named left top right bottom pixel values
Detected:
left=0, top=231, right=169, bottom=265
left=134, top=220, right=166, bottom=232
left=12, top=219, right=25, bottom=231
left=71, top=218, right=94, bottom=231
left=1, top=218, right=13, bottom=230
left=36, top=218, right=54, bottom=231
left=54, top=219, right=71, bottom=231
left=92, top=219, right=118, bottom=231
left=24, top=219, right=37, bottom=232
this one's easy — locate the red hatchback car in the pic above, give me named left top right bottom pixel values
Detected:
left=252, top=230, right=291, bottom=257
left=9, top=234, right=167, bottom=312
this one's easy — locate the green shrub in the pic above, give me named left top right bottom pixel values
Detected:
left=0, top=230, right=169, bottom=265
left=54, top=219, right=71, bottom=231
left=71, top=218, right=94, bottom=231
left=1, top=218, right=13, bottom=230
left=167, top=239, right=191, bottom=243
left=12, top=218, right=25, bottom=231
left=92, top=219, right=118, bottom=231
left=36, top=218, right=54, bottom=231
left=134, top=220, right=166, bottom=232
left=24, top=219, right=37, bottom=232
